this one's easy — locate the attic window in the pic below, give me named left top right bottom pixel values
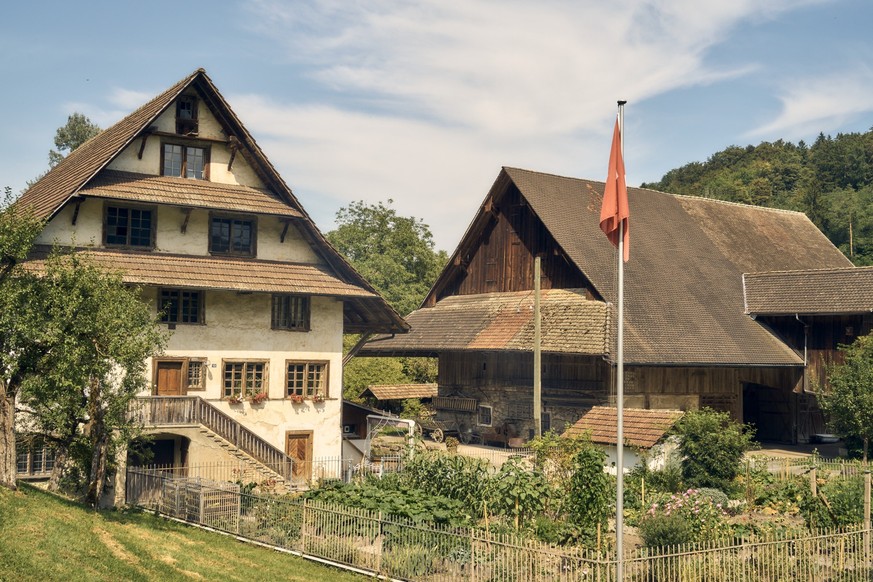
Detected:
left=162, top=143, right=208, bottom=180
left=176, top=96, right=198, bottom=135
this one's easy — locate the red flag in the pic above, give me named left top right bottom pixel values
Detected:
left=600, top=118, right=629, bottom=261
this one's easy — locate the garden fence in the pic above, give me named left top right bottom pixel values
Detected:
left=127, top=465, right=873, bottom=581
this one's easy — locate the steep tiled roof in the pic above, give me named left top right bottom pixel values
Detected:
left=17, top=71, right=201, bottom=220
left=15, top=69, right=408, bottom=335
left=25, top=246, right=375, bottom=297
left=563, top=406, right=683, bottom=448
left=364, top=384, right=438, bottom=400
left=744, top=267, right=873, bottom=315
left=362, top=289, right=609, bottom=356
left=79, top=171, right=303, bottom=217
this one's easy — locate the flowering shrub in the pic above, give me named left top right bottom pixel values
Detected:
left=639, top=488, right=731, bottom=547
left=250, top=392, right=269, bottom=404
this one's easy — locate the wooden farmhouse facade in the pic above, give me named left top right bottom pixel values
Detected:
left=16, top=69, right=406, bottom=488
left=362, top=167, right=869, bottom=444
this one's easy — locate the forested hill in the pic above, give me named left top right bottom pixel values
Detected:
left=640, top=129, right=873, bottom=266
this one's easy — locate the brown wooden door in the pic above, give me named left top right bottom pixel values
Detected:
left=156, top=361, right=184, bottom=396
left=286, top=432, right=313, bottom=481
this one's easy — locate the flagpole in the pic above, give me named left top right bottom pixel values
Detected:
left=615, top=99, right=626, bottom=581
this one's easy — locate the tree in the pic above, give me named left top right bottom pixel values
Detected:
left=674, top=408, right=755, bottom=491
left=327, top=200, right=447, bottom=399
left=48, top=113, right=101, bottom=168
left=0, top=190, right=166, bottom=498
left=18, top=252, right=166, bottom=504
left=327, top=199, right=447, bottom=317
left=819, top=332, right=873, bottom=463
left=0, top=187, right=45, bottom=489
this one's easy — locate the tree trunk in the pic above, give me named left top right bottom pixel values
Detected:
left=85, top=379, right=106, bottom=508
left=47, top=445, right=68, bottom=492
left=87, top=430, right=109, bottom=508
left=0, top=382, right=17, bottom=491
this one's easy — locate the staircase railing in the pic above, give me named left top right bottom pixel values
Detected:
left=134, top=396, right=293, bottom=480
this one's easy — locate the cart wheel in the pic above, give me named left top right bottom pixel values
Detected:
left=414, top=423, right=423, bottom=438
left=431, top=428, right=444, bottom=443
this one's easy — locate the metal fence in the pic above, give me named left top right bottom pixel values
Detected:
left=127, top=465, right=872, bottom=581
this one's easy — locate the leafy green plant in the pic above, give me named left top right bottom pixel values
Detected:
left=401, top=451, right=491, bottom=508
left=638, top=512, right=695, bottom=548
left=567, top=446, right=611, bottom=536
left=488, top=457, right=551, bottom=530
left=640, top=488, right=731, bottom=545
left=675, top=408, right=755, bottom=491
left=800, top=475, right=865, bottom=528
left=305, top=477, right=471, bottom=526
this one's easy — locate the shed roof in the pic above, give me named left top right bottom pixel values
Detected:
left=363, top=384, right=439, bottom=400
left=563, top=406, right=683, bottom=449
left=362, top=288, right=609, bottom=356
left=744, top=267, right=873, bottom=315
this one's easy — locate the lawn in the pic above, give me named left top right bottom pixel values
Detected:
left=0, top=483, right=365, bottom=582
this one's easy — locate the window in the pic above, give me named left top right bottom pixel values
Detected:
left=186, top=360, right=206, bottom=391
left=105, top=205, right=154, bottom=248
left=224, top=361, right=267, bottom=399
left=176, top=96, right=198, bottom=135
left=272, top=295, right=310, bottom=331
left=541, top=412, right=551, bottom=434
left=210, top=215, right=255, bottom=256
left=478, top=405, right=493, bottom=427
left=162, top=143, right=208, bottom=179
left=286, top=361, right=328, bottom=398
left=15, top=438, right=56, bottom=477
left=159, top=289, right=203, bottom=324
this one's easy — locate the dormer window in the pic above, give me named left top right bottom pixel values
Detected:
left=176, top=96, right=198, bottom=135
left=162, top=143, right=208, bottom=180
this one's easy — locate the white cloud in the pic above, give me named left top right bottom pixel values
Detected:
left=235, top=0, right=837, bottom=248
left=748, top=66, right=873, bottom=139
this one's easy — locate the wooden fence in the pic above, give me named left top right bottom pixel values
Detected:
left=127, top=466, right=872, bottom=581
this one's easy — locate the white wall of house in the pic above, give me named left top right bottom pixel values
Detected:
left=146, top=289, right=344, bottom=459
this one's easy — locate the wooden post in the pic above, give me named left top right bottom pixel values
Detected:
left=374, top=510, right=383, bottom=575
left=865, top=470, right=871, bottom=568
left=533, top=255, right=542, bottom=438
left=810, top=466, right=817, bottom=498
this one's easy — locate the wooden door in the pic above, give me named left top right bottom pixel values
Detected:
left=156, top=361, right=184, bottom=396
left=286, top=431, right=313, bottom=481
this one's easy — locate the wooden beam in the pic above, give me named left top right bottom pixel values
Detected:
left=149, top=130, right=229, bottom=145
left=279, top=220, right=290, bottom=243
left=137, top=126, right=158, bottom=159
left=71, top=198, right=83, bottom=225
left=180, top=208, right=192, bottom=234
left=227, top=136, right=240, bottom=170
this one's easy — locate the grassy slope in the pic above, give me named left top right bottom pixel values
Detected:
left=0, top=484, right=364, bottom=582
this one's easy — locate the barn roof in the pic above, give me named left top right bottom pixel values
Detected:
left=363, top=289, right=609, bottom=356
left=744, top=266, right=873, bottom=315
left=563, top=406, right=683, bottom=449
left=367, top=167, right=851, bottom=365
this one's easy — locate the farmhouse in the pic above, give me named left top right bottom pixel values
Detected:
left=16, top=69, right=407, bottom=485
left=362, top=167, right=871, bottom=444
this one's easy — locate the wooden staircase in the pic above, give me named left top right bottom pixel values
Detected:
left=134, top=396, right=295, bottom=485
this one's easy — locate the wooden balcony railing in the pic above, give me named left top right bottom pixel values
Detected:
left=134, top=396, right=293, bottom=480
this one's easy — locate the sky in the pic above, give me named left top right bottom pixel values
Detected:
left=2, top=0, right=873, bottom=251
